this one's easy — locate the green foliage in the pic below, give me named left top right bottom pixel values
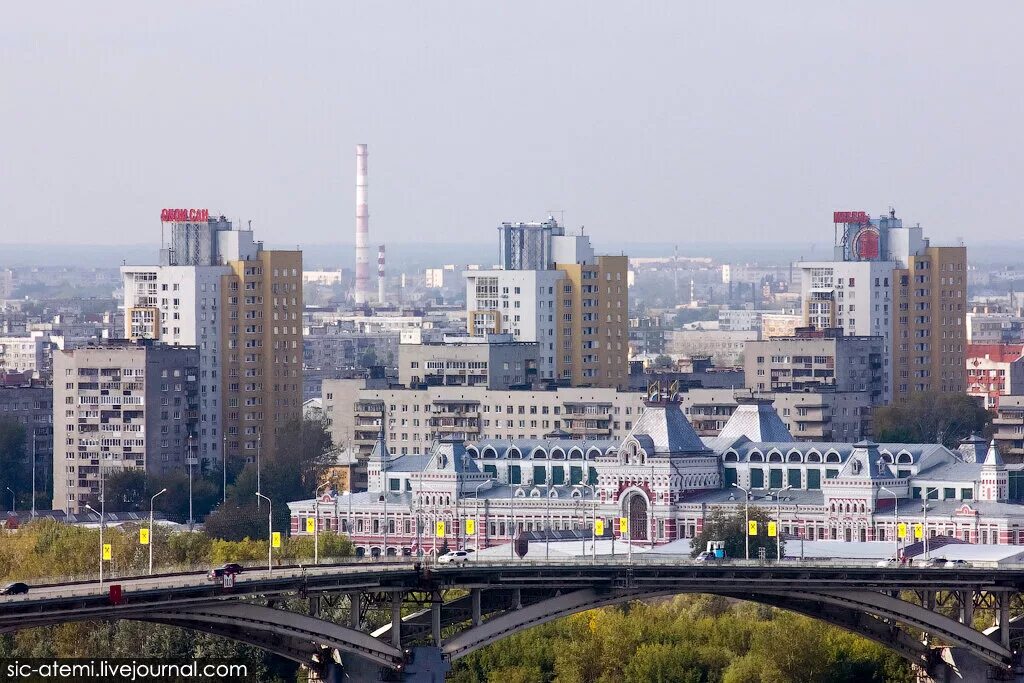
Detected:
left=874, top=391, right=992, bottom=447
left=652, top=354, right=674, bottom=369
left=451, top=595, right=912, bottom=683
left=0, top=518, right=354, bottom=681
left=690, top=508, right=783, bottom=560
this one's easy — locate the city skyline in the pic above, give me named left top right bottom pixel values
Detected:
left=4, top=3, right=1024, bottom=247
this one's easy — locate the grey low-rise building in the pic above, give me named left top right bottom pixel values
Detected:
left=399, top=334, right=538, bottom=390
left=52, top=340, right=199, bottom=513
left=744, top=328, right=885, bottom=402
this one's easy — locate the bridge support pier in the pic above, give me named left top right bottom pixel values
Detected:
left=391, top=592, right=403, bottom=649
left=999, top=592, right=1011, bottom=651
left=472, top=589, right=482, bottom=626
left=309, top=596, right=320, bottom=618
left=401, top=646, right=450, bottom=682
left=513, top=588, right=522, bottom=610
left=431, top=597, right=442, bottom=646
left=959, top=590, right=974, bottom=626
left=930, top=647, right=1023, bottom=683
left=348, top=592, right=361, bottom=630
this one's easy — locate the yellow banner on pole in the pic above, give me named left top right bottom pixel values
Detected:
left=466, top=518, right=475, bottom=535
left=619, top=517, right=629, bottom=534
left=436, top=521, right=446, bottom=538
left=767, top=521, right=777, bottom=538
left=306, top=517, right=315, bottom=534
left=139, top=528, right=149, bottom=545
left=271, top=531, right=281, bottom=548
left=913, top=524, right=923, bottom=540
left=102, top=543, right=112, bottom=561
left=595, top=519, right=605, bottom=536
left=897, top=522, right=907, bottom=539
left=747, top=520, right=758, bottom=536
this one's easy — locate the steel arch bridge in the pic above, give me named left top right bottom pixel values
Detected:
left=2, top=560, right=1023, bottom=681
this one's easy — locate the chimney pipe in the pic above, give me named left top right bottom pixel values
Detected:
left=377, top=244, right=386, bottom=305
left=354, top=144, right=370, bottom=305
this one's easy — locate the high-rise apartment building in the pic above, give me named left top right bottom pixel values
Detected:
left=121, top=210, right=302, bottom=469
left=52, top=340, right=199, bottom=513
left=799, top=210, right=967, bottom=403
left=220, top=248, right=303, bottom=463
left=891, top=245, right=967, bottom=399
left=465, top=218, right=628, bottom=388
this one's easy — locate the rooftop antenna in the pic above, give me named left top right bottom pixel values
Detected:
left=546, top=209, right=565, bottom=226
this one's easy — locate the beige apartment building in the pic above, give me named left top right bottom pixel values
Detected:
left=680, top=387, right=873, bottom=443
left=555, top=255, right=629, bottom=389
left=321, top=380, right=646, bottom=483
left=221, top=249, right=303, bottom=464
left=891, top=245, right=967, bottom=401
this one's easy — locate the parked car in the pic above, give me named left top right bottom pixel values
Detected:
left=946, top=559, right=971, bottom=568
left=207, top=563, right=244, bottom=580
left=921, top=557, right=947, bottom=568
left=875, top=558, right=900, bottom=568
left=437, top=551, right=470, bottom=565
left=1, top=582, right=28, bottom=595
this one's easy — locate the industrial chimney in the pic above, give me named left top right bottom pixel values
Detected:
left=377, top=244, right=386, bottom=305
left=354, top=144, right=370, bottom=305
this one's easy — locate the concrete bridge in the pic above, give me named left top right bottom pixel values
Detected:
left=2, top=558, right=1023, bottom=681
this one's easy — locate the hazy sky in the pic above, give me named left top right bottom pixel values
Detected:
left=2, top=3, right=1022, bottom=249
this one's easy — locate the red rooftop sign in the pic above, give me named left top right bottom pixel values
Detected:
left=160, top=208, right=209, bottom=222
left=833, top=211, right=869, bottom=224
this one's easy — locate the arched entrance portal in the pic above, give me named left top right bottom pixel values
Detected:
left=628, top=494, right=648, bottom=541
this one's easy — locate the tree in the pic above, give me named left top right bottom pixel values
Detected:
left=203, top=501, right=267, bottom=542
left=690, top=508, right=784, bottom=561
left=653, top=355, right=674, bottom=369
left=0, top=418, right=27, bottom=511
left=623, top=643, right=703, bottom=683
left=91, top=470, right=149, bottom=513
left=359, top=347, right=378, bottom=368
left=873, top=392, right=991, bottom=447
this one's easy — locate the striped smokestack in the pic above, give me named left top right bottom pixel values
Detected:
left=377, top=244, right=386, bottom=305
left=354, top=144, right=370, bottom=305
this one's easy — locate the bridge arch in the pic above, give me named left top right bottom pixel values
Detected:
left=440, top=587, right=1010, bottom=674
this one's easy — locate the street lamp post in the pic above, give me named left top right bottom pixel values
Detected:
left=473, top=481, right=487, bottom=559
left=5, top=487, right=13, bottom=515
left=509, top=482, right=516, bottom=560
left=879, top=485, right=899, bottom=561
left=187, top=437, right=196, bottom=532
left=731, top=483, right=751, bottom=560
left=256, top=431, right=262, bottom=508
left=314, top=481, right=331, bottom=565
left=149, top=488, right=167, bottom=575
left=545, top=479, right=551, bottom=561
left=922, top=487, right=938, bottom=560
left=30, top=429, right=36, bottom=518
left=772, top=485, right=793, bottom=561
left=222, top=433, right=227, bottom=504
left=256, top=492, right=272, bottom=573
left=574, top=484, right=595, bottom=559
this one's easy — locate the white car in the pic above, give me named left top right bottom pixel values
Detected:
left=437, top=550, right=470, bottom=565
left=875, top=558, right=899, bottom=568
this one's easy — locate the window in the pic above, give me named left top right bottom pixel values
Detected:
left=533, top=465, right=546, bottom=485
left=769, top=468, right=783, bottom=489
left=510, top=465, right=522, bottom=485
left=787, top=469, right=801, bottom=489
left=750, top=468, right=765, bottom=488
left=806, top=469, right=821, bottom=490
